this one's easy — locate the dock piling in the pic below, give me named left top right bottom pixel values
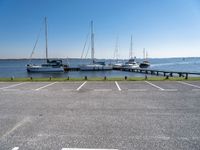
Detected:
left=125, top=76, right=127, bottom=80
left=145, top=75, right=148, bottom=80
left=84, top=76, right=87, bottom=80
left=185, top=73, right=188, bottom=80
left=104, top=76, right=107, bottom=80
left=11, top=76, right=14, bottom=81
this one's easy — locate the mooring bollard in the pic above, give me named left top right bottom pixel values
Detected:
left=185, top=73, right=188, bottom=80
left=125, top=76, right=127, bottom=80
left=84, top=76, right=87, bottom=80
left=145, top=75, right=147, bottom=80
left=11, top=76, right=14, bottom=81
left=104, top=76, right=107, bottom=80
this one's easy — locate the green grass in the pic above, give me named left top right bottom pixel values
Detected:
left=0, top=76, right=200, bottom=82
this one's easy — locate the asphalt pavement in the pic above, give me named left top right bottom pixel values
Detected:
left=0, top=81, right=200, bottom=150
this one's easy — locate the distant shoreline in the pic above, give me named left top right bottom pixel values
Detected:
left=0, top=57, right=200, bottom=60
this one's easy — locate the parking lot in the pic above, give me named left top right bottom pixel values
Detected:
left=0, top=81, right=200, bottom=150
left=0, top=80, right=200, bottom=92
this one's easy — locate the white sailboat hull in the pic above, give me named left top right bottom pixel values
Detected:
left=80, top=64, right=112, bottom=71
left=27, top=65, right=64, bottom=72
left=113, top=63, right=123, bottom=69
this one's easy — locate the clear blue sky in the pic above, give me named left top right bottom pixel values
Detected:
left=0, top=0, right=200, bottom=59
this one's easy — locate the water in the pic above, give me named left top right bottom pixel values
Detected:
left=0, top=58, right=200, bottom=78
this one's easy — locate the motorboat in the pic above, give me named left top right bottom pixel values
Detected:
left=122, top=58, right=139, bottom=69
left=139, top=48, right=150, bottom=68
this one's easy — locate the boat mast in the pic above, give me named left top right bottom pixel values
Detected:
left=114, top=37, right=119, bottom=60
left=45, top=17, right=48, bottom=61
left=91, top=21, right=95, bottom=63
left=146, top=51, right=148, bottom=60
left=129, top=35, right=133, bottom=59
left=143, top=48, right=145, bottom=60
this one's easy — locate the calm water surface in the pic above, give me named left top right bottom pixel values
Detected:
left=0, top=58, right=200, bottom=78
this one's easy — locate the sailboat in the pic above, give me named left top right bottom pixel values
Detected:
left=79, top=21, right=112, bottom=71
left=139, top=48, right=150, bottom=68
left=112, top=37, right=123, bottom=69
left=122, top=35, right=139, bottom=69
left=27, top=17, right=66, bottom=72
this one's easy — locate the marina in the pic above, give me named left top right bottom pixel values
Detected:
left=1, top=1, right=200, bottom=150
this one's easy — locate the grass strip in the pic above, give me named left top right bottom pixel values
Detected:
left=0, top=76, right=200, bottom=82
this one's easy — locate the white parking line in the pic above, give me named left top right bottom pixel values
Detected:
left=177, top=81, right=200, bottom=88
left=12, top=147, right=19, bottom=150
left=145, top=81, right=165, bottom=91
left=35, top=82, right=57, bottom=91
left=61, top=148, right=117, bottom=150
left=0, top=82, right=28, bottom=90
left=76, top=81, right=87, bottom=91
left=115, top=81, right=121, bottom=91
left=1, top=117, right=30, bottom=139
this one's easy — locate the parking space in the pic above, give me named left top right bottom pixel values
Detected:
left=178, top=81, right=200, bottom=89
left=81, top=81, right=118, bottom=91
left=0, top=82, right=28, bottom=90
left=0, top=82, right=17, bottom=88
left=188, top=81, right=200, bottom=86
left=44, top=82, right=84, bottom=91
left=148, top=81, right=196, bottom=91
left=5, top=82, right=53, bottom=91
left=118, top=81, right=156, bottom=91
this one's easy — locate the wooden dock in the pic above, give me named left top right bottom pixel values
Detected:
left=64, top=67, right=80, bottom=71
left=64, top=67, right=200, bottom=78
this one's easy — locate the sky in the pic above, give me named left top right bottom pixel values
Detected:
left=0, top=0, right=200, bottom=59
